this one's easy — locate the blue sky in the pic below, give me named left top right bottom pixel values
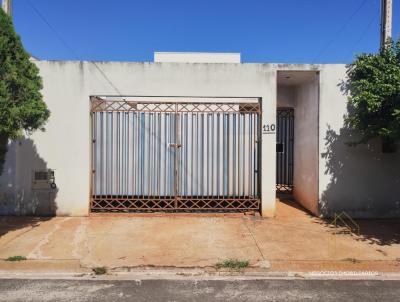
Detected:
left=10, top=0, right=400, bottom=63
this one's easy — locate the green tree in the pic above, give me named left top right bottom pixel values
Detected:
left=345, top=38, right=400, bottom=152
left=0, top=9, right=49, bottom=173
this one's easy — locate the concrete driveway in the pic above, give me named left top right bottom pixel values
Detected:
left=1, top=198, right=399, bottom=272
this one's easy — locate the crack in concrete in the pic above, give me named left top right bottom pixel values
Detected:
left=242, top=219, right=266, bottom=261
left=72, top=218, right=89, bottom=260
left=28, top=218, right=71, bottom=260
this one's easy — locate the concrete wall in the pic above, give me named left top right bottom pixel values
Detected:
left=277, top=65, right=400, bottom=219
left=0, top=142, right=18, bottom=214
left=1, top=61, right=399, bottom=218
left=318, top=65, right=400, bottom=218
left=292, top=74, right=319, bottom=215
left=0, top=61, right=277, bottom=216
left=277, top=85, right=295, bottom=108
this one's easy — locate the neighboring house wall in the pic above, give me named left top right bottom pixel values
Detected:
left=154, top=52, right=241, bottom=63
left=318, top=65, right=400, bottom=218
left=0, top=61, right=277, bottom=216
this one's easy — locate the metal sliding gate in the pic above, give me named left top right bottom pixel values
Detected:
left=276, top=108, right=294, bottom=193
left=90, top=97, right=261, bottom=212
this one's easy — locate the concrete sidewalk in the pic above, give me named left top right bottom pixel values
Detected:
left=1, top=198, right=399, bottom=274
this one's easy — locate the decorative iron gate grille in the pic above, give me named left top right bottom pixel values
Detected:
left=276, top=108, right=294, bottom=193
left=90, top=97, right=261, bottom=212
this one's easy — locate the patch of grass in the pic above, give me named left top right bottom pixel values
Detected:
left=92, top=267, right=107, bottom=275
left=215, top=259, right=249, bottom=270
left=5, top=256, right=27, bottom=262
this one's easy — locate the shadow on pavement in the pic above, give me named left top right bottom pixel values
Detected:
left=0, top=216, right=52, bottom=238
left=279, top=196, right=400, bottom=247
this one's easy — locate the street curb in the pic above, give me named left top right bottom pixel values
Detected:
left=1, top=259, right=400, bottom=280
left=1, top=273, right=400, bottom=281
left=1, top=268, right=400, bottom=281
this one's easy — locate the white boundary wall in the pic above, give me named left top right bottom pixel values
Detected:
left=0, top=61, right=276, bottom=216
left=1, top=62, right=399, bottom=218
left=318, top=65, right=400, bottom=218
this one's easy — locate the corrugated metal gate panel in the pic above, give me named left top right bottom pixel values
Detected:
left=90, top=98, right=261, bottom=212
left=276, top=108, right=294, bottom=193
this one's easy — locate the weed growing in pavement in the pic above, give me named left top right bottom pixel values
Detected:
left=342, top=258, right=361, bottom=264
left=5, top=256, right=27, bottom=261
left=92, top=267, right=107, bottom=275
left=215, top=259, right=249, bottom=270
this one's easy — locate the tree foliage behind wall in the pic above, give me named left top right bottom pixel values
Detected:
left=0, top=9, right=50, bottom=174
left=345, top=38, right=400, bottom=151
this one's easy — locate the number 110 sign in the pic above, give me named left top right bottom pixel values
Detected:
left=262, top=123, right=276, bottom=134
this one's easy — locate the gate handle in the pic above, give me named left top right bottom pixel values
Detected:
left=169, top=143, right=182, bottom=148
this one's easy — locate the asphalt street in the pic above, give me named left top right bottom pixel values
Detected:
left=0, top=278, right=399, bottom=301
